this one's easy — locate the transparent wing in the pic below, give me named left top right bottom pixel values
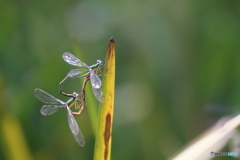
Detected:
left=67, top=69, right=88, bottom=77
left=62, top=52, right=86, bottom=67
left=40, top=105, right=65, bottom=115
left=34, top=88, right=65, bottom=104
left=92, top=87, right=104, bottom=103
left=82, top=62, right=89, bottom=68
left=90, top=70, right=102, bottom=89
left=67, top=106, right=85, bottom=147
left=74, top=129, right=86, bottom=147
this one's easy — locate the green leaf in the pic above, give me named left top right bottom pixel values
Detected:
left=93, top=37, right=115, bottom=160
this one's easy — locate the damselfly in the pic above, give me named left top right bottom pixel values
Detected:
left=60, top=76, right=90, bottom=115
left=34, top=88, right=85, bottom=147
left=60, top=52, right=104, bottom=102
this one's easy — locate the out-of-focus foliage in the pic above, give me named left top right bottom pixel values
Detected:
left=1, top=0, right=240, bottom=159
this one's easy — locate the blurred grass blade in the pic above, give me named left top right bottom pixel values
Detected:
left=169, top=114, right=240, bottom=160
left=2, top=114, right=33, bottom=160
left=71, top=39, right=98, bottom=134
left=93, top=37, right=115, bottom=160
left=0, top=74, right=33, bottom=160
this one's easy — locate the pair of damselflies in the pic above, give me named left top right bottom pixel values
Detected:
left=34, top=52, right=104, bottom=147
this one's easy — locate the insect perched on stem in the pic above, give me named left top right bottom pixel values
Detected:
left=34, top=88, right=85, bottom=147
left=60, top=52, right=104, bottom=103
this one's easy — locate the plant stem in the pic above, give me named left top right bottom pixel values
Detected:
left=93, top=37, right=115, bottom=160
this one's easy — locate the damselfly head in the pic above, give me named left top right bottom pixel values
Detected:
left=72, top=92, right=79, bottom=97
left=97, top=60, right=103, bottom=65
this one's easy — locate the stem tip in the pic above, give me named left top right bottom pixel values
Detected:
left=109, top=37, right=114, bottom=42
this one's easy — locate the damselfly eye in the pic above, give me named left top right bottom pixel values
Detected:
left=73, top=92, right=79, bottom=97
left=97, top=60, right=103, bottom=65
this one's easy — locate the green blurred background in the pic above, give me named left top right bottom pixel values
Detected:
left=1, top=0, right=240, bottom=159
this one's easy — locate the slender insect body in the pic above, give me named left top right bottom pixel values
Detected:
left=35, top=52, right=105, bottom=147
left=61, top=52, right=104, bottom=103
left=34, top=88, right=85, bottom=147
